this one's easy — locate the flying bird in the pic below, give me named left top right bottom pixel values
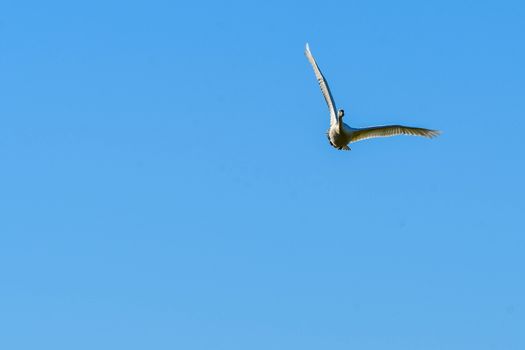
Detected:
left=305, top=43, right=439, bottom=150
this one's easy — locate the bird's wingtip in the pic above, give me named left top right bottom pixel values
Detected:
left=305, top=42, right=310, bottom=51
left=428, top=129, right=442, bottom=138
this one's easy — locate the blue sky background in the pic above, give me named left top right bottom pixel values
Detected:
left=1, top=0, right=524, bottom=349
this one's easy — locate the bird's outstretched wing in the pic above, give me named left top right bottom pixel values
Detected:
left=305, top=43, right=337, bottom=126
left=350, top=125, right=440, bottom=143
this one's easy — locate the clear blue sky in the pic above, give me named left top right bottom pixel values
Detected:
left=1, top=0, right=524, bottom=349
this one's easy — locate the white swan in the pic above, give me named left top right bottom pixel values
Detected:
left=305, top=43, right=440, bottom=150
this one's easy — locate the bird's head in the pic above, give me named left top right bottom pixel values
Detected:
left=338, top=109, right=345, bottom=118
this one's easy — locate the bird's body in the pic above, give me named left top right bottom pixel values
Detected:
left=305, top=43, right=439, bottom=150
left=327, top=123, right=352, bottom=150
